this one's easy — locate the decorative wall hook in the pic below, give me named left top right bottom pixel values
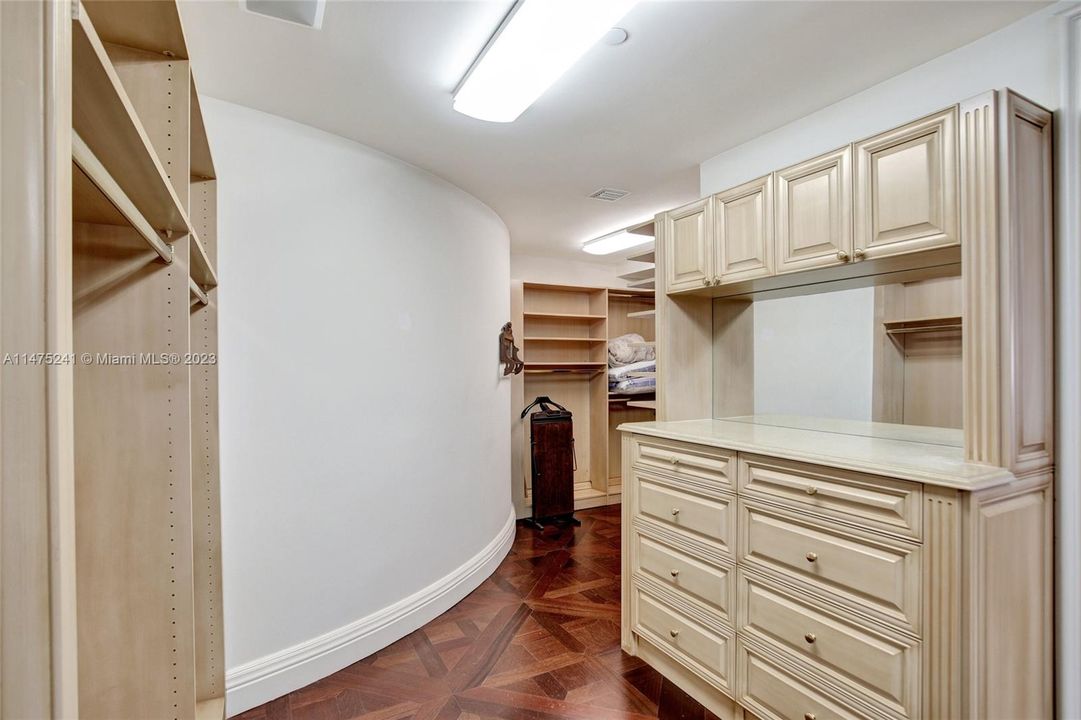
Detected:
left=500, top=322, right=524, bottom=375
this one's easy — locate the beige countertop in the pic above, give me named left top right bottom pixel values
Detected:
left=618, top=415, right=1014, bottom=491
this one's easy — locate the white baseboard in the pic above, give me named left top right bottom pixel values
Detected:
left=223, top=506, right=517, bottom=716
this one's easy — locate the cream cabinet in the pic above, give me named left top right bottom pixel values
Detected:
left=714, top=175, right=773, bottom=284
left=663, top=197, right=714, bottom=293
left=621, top=420, right=1053, bottom=720
left=661, top=106, right=963, bottom=298
left=854, top=106, right=959, bottom=260
left=775, top=146, right=853, bottom=274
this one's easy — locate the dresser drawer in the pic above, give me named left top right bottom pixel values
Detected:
left=738, top=570, right=919, bottom=719
left=634, top=587, right=733, bottom=692
left=632, top=436, right=734, bottom=491
left=634, top=530, right=732, bottom=618
left=738, top=499, right=920, bottom=634
left=739, top=455, right=921, bottom=540
left=738, top=640, right=875, bottom=720
left=637, top=474, right=735, bottom=554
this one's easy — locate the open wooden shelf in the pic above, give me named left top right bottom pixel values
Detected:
left=884, top=315, right=963, bottom=335
left=627, top=399, right=657, bottom=410
left=524, top=362, right=606, bottom=373
left=190, top=78, right=217, bottom=181
left=619, top=268, right=655, bottom=282
left=523, top=312, right=606, bottom=321
left=628, top=280, right=656, bottom=290
left=82, top=0, right=189, bottom=58
left=73, top=6, right=190, bottom=237
left=610, top=392, right=656, bottom=403
left=608, top=288, right=654, bottom=299
left=72, top=131, right=173, bottom=263
left=190, top=228, right=219, bottom=288
left=524, top=336, right=607, bottom=343
left=627, top=309, right=656, bottom=319
left=523, top=282, right=607, bottom=293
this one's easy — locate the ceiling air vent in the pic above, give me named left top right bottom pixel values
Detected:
left=242, top=0, right=326, bottom=29
left=589, top=187, right=630, bottom=202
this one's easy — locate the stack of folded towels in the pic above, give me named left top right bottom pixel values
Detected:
left=608, top=334, right=656, bottom=395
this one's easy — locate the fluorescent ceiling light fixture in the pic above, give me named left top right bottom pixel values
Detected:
left=453, top=0, right=638, bottom=123
left=582, top=229, right=653, bottom=255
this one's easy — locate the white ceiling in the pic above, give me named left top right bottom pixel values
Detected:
left=179, top=0, right=1044, bottom=261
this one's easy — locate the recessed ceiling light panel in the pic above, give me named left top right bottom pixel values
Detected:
left=242, top=0, right=326, bottom=29
left=453, top=0, right=639, bottom=123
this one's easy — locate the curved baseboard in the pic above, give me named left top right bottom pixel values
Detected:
left=224, top=506, right=517, bottom=716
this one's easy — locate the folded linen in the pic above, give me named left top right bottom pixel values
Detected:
left=608, top=333, right=656, bottom=367
left=610, top=374, right=656, bottom=395
left=608, top=359, right=656, bottom=382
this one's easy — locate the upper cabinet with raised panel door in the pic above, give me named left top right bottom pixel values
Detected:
left=661, top=105, right=963, bottom=297
left=854, top=106, right=959, bottom=260
left=714, top=175, right=773, bottom=284
left=663, top=197, right=714, bottom=293
left=775, top=146, right=853, bottom=274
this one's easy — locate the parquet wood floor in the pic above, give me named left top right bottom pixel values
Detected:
left=234, top=506, right=719, bottom=720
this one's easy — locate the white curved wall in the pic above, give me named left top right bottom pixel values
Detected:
left=202, top=98, right=513, bottom=715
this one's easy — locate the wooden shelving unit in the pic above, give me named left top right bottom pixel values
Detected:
left=71, top=2, right=224, bottom=718
left=511, top=282, right=656, bottom=516
left=606, top=286, right=656, bottom=499
left=72, top=5, right=189, bottom=236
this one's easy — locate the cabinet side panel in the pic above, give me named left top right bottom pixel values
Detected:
left=966, top=474, right=1054, bottom=720
left=191, top=177, right=222, bottom=704
left=656, top=213, right=713, bottom=421
left=1, top=1, right=78, bottom=716
left=1000, top=92, right=1054, bottom=474
left=621, top=433, right=636, bottom=654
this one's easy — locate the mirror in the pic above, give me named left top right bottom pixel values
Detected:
left=714, top=275, right=963, bottom=433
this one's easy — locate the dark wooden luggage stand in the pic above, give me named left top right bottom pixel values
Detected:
left=521, top=396, right=581, bottom=532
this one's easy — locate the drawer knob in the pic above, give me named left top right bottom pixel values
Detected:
left=804, top=633, right=817, bottom=644
left=805, top=714, right=816, bottom=720
left=670, top=457, right=679, bottom=465
left=837, top=250, right=850, bottom=262
left=806, top=552, right=818, bottom=563
left=670, top=629, right=680, bottom=638
left=671, top=508, right=681, bottom=516
left=670, top=569, right=680, bottom=577
left=805, top=486, right=818, bottom=496
left=854, top=248, right=865, bottom=260
left=702, top=278, right=710, bottom=286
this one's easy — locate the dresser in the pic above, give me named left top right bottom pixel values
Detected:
left=620, top=417, right=1052, bottom=720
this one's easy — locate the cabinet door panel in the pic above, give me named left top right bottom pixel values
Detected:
left=715, top=175, right=773, bottom=284
left=854, top=107, right=958, bottom=259
left=775, top=146, right=852, bottom=274
left=664, top=198, right=712, bottom=294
